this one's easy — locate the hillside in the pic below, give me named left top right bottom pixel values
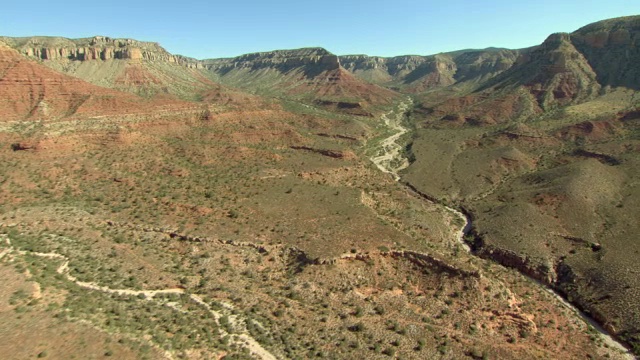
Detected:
left=0, top=40, right=198, bottom=122
left=0, top=35, right=217, bottom=101
left=204, top=48, right=400, bottom=113
left=3, top=37, right=400, bottom=114
left=0, top=14, right=639, bottom=360
left=401, top=15, right=640, bottom=355
left=340, top=48, right=520, bottom=92
left=571, top=16, right=640, bottom=89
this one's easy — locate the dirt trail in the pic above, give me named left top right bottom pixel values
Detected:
left=0, top=236, right=278, bottom=360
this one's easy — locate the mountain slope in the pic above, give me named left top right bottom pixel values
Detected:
left=0, top=40, right=193, bottom=122
left=204, top=48, right=399, bottom=109
left=402, top=16, right=640, bottom=355
left=1, top=36, right=217, bottom=101
left=340, top=48, right=520, bottom=93
left=481, top=32, right=601, bottom=109
left=571, top=15, right=640, bottom=89
left=413, top=31, right=603, bottom=126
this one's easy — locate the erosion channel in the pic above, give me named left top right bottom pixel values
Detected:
left=368, top=97, right=635, bottom=359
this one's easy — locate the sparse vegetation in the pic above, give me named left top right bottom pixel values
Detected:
left=0, top=15, right=638, bottom=359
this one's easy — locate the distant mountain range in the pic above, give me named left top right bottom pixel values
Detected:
left=2, top=15, right=638, bottom=116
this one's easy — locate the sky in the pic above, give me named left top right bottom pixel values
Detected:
left=1, top=0, right=638, bottom=59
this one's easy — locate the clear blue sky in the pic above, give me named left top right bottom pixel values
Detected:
left=1, top=0, right=637, bottom=59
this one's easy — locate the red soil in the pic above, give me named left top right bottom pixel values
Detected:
left=0, top=43, right=195, bottom=122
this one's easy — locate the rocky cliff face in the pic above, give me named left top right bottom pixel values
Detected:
left=571, top=16, right=640, bottom=89
left=417, top=32, right=602, bottom=125
left=452, top=49, right=520, bottom=83
left=0, top=40, right=197, bottom=122
left=339, top=54, right=431, bottom=83
left=0, top=35, right=219, bottom=101
left=203, top=47, right=398, bottom=107
left=474, top=17, right=640, bottom=109
left=339, top=49, right=519, bottom=91
left=204, top=47, right=339, bottom=74
left=415, top=18, right=640, bottom=125
left=339, top=54, right=452, bottom=88
left=500, top=32, right=600, bottom=109
left=1, top=36, right=203, bottom=69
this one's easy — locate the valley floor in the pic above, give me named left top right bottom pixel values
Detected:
left=0, top=98, right=634, bottom=359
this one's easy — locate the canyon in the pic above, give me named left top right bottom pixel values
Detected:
left=0, top=14, right=639, bottom=360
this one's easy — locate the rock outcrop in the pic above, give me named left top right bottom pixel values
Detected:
left=339, top=54, right=433, bottom=84
left=571, top=16, right=640, bottom=89
left=481, top=32, right=600, bottom=110
left=1, top=36, right=204, bottom=68
left=204, top=47, right=339, bottom=73
left=339, top=49, right=519, bottom=91
left=417, top=31, right=603, bottom=126
left=388, top=250, right=481, bottom=278
left=0, top=40, right=196, bottom=122
left=0, top=36, right=223, bottom=101
left=204, top=47, right=398, bottom=107
left=452, top=48, right=520, bottom=83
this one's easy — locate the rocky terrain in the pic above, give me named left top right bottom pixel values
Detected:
left=339, top=48, right=519, bottom=92
left=0, top=36, right=202, bottom=65
left=0, top=36, right=216, bottom=100
left=401, top=15, right=640, bottom=355
left=571, top=16, right=640, bottom=89
left=1, top=14, right=639, bottom=360
left=203, top=48, right=399, bottom=110
left=0, top=40, right=200, bottom=122
left=3, top=38, right=398, bottom=113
